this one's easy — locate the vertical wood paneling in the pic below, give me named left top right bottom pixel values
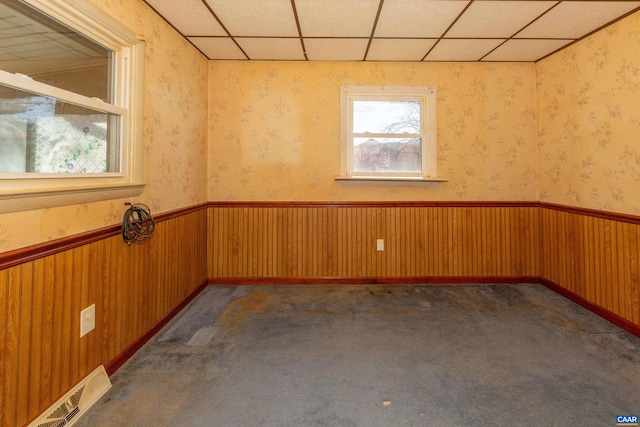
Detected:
left=0, top=269, right=6, bottom=427
left=540, top=207, right=640, bottom=326
left=631, top=224, right=638, bottom=322
left=16, top=263, right=32, bottom=425
left=207, top=202, right=638, bottom=329
left=208, top=205, right=541, bottom=279
left=29, top=259, right=44, bottom=419
left=4, top=267, right=18, bottom=427
left=3, top=202, right=639, bottom=426
left=584, top=215, right=595, bottom=304
left=60, top=252, right=74, bottom=399
left=0, top=207, right=207, bottom=427
left=40, top=256, right=55, bottom=412
left=50, top=254, right=63, bottom=403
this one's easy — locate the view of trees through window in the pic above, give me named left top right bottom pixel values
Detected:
left=352, top=100, right=422, bottom=173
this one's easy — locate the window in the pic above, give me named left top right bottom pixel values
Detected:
left=337, top=85, right=444, bottom=182
left=0, top=0, right=144, bottom=213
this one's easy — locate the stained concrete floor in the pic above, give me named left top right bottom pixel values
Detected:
left=77, top=284, right=640, bottom=427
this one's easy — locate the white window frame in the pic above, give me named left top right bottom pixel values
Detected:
left=336, top=85, right=445, bottom=182
left=0, top=0, right=145, bottom=213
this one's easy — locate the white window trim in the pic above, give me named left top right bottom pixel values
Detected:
left=0, top=0, right=145, bottom=213
left=336, top=85, right=446, bottom=183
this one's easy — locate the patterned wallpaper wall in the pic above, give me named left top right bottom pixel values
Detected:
left=0, top=0, right=209, bottom=252
left=2, top=3, right=638, bottom=252
left=208, top=61, right=539, bottom=202
left=537, top=12, right=640, bottom=215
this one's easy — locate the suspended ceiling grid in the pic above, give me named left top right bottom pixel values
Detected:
left=144, top=0, right=640, bottom=62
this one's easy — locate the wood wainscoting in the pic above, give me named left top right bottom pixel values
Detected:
left=208, top=202, right=541, bottom=282
left=207, top=201, right=639, bottom=335
left=0, top=204, right=208, bottom=427
left=540, top=203, right=640, bottom=329
left=3, top=200, right=640, bottom=426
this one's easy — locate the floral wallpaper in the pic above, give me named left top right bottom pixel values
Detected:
left=3, top=2, right=637, bottom=253
left=208, top=61, right=538, bottom=202
left=0, top=0, right=209, bottom=252
left=537, top=12, right=640, bottom=215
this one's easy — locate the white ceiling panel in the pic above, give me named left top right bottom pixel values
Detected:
left=236, top=38, right=305, bottom=60
left=146, top=0, right=226, bottom=36
left=446, top=1, right=556, bottom=38
left=146, top=0, right=640, bottom=61
left=295, top=0, right=380, bottom=37
left=517, top=1, right=640, bottom=39
left=425, top=39, right=505, bottom=62
left=367, top=39, right=437, bottom=62
left=375, top=0, right=470, bottom=38
left=187, top=37, right=246, bottom=60
left=204, top=0, right=299, bottom=37
left=482, top=39, right=572, bottom=62
left=304, top=38, right=369, bottom=61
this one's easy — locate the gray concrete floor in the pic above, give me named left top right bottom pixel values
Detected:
left=77, top=284, right=640, bottom=427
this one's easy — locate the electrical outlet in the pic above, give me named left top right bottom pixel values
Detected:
left=80, top=304, right=96, bottom=337
left=377, top=239, right=384, bottom=251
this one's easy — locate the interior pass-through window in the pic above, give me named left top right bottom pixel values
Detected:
left=0, top=0, right=145, bottom=213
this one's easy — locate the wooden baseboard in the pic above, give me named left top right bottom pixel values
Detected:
left=208, top=276, right=540, bottom=285
left=104, top=279, right=208, bottom=376
left=540, top=278, right=640, bottom=338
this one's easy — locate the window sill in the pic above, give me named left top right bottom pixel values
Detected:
left=0, top=183, right=145, bottom=213
left=335, top=176, right=448, bottom=183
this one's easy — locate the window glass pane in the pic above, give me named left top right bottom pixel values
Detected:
left=354, top=137, right=422, bottom=173
left=0, top=0, right=113, bottom=102
left=353, top=100, right=421, bottom=134
left=0, top=85, right=120, bottom=173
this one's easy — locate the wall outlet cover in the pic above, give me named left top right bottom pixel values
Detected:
left=80, top=304, right=96, bottom=337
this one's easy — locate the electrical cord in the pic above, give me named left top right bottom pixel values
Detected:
left=122, top=203, right=156, bottom=244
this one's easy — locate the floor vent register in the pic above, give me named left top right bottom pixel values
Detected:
left=27, top=365, right=111, bottom=427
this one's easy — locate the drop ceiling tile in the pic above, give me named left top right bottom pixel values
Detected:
left=375, top=0, right=470, bottom=38
left=151, top=0, right=640, bottom=61
left=425, top=39, right=505, bottom=62
left=367, top=39, right=437, bottom=61
left=295, top=0, right=380, bottom=37
left=516, top=1, right=640, bottom=39
left=204, top=0, right=299, bottom=37
left=482, top=39, right=572, bottom=62
left=187, top=37, right=246, bottom=60
left=446, top=1, right=556, bottom=38
left=304, top=38, right=369, bottom=61
left=236, top=38, right=305, bottom=60
left=146, top=0, right=226, bottom=36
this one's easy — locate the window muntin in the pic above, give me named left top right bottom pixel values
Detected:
left=339, top=85, right=438, bottom=180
